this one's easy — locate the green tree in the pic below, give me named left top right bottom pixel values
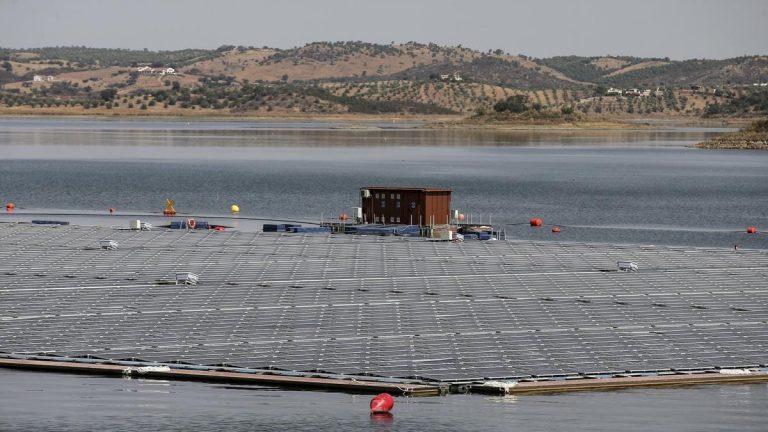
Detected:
left=99, top=88, right=117, bottom=101
left=593, top=85, right=607, bottom=96
left=493, top=94, right=530, bottom=113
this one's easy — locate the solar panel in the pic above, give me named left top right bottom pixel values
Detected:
left=0, top=222, right=767, bottom=383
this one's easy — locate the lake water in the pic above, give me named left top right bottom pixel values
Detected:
left=1, top=370, right=767, bottom=432
left=0, top=117, right=767, bottom=430
left=0, top=117, right=765, bottom=248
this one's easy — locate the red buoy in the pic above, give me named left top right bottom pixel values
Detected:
left=108, top=207, right=116, bottom=214
left=747, top=226, right=758, bottom=234
left=5, top=202, right=15, bottom=210
left=214, top=226, right=225, bottom=232
left=458, top=213, right=466, bottom=222
left=530, top=218, right=543, bottom=227
left=370, top=393, right=394, bottom=413
left=551, top=226, right=561, bottom=233
left=339, top=213, right=349, bottom=221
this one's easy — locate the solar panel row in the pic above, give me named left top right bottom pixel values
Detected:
left=0, top=223, right=766, bottom=382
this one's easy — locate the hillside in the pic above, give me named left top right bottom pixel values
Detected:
left=1, top=42, right=767, bottom=119
left=180, top=42, right=576, bottom=88
left=539, top=55, right=768, bottom=87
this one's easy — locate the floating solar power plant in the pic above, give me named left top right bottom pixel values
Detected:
left=0, top=222, right=767, bottom=385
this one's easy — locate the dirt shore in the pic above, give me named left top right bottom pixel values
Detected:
left=695, top=119, right=768, bottom=149
left=0, top=106, right=753, bottom=131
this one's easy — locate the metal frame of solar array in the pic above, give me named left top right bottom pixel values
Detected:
left=0, top=222, right=766, bottom=383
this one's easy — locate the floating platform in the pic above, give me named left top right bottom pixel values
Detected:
left=0, top=222, right=767, bottom=394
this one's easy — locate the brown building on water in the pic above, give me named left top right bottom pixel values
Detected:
left=360, top=186, right=452, bottom=225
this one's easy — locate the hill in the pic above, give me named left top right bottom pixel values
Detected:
left=181, top=42, right=576, bottom=88
left=1, top=42, right=767, bottom=119
left=538, top=55, right=768, bottom=87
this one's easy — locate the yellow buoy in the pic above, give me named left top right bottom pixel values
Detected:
left=163, top=198, right=176, bottom=216
left=230, top=204, right=240, bottom=213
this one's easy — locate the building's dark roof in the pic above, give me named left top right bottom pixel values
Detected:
left=361, top=186, right=452, bottom=193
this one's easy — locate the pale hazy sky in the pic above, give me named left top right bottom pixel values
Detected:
left=1, top=0, right=766, bottom=59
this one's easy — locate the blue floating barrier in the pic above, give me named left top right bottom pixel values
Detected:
left=32, top=220, right=70, bottom=225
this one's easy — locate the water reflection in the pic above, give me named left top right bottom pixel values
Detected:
left=485, top=395, right=519, bottom=404
left=369, top=412, right=394, bottom=425
left=0, top=118, right=731, bottom=150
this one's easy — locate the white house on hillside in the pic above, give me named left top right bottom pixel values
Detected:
left=136, top=66, right=176, bottom=76
left=439, top=72, right=464, bottom=82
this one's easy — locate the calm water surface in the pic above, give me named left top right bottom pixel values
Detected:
left=0, top=118, right=767, bottom=431
left=1, top=370, right=767, bottom=432
left=0, top=117, right=765, bottom=248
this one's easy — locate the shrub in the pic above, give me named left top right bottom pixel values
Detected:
left=493, top=94, right=530, bottom=113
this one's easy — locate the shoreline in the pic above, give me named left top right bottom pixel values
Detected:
left=0, top=109, right=752, bottom=131
left=694, top=119, right=768, bottom=150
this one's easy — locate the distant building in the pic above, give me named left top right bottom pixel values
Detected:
left=606, top=87, right=622, bottom=96
left=136, top=66, right=176, bottom=76
left=32, top=75, right=54, bottom=82
left=654, top=87, right=665, bottom=97
left=439, top=72, right=463, bottom=82
left=360, top=187, right=452, bottom=225
left=624, top=88, right=641, bottom=97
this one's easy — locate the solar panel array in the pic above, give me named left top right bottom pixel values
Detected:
left=1, top=222, right=767, bottom=382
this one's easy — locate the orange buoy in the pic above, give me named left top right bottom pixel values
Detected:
left=5, top=202, right=15, bottom=210
left=187, top=218, right=197, bottom=230
left=747, top=226, right=758, bottom=234
left=551, top=226, right=561, bottom=233
left=530, top=218, right=543, bottom=227
left=458, top=213, right=466, bottom=222
left=214, top=226, right=225, bottom=232
left=339, top=213, right=349, bottom=221
left=370, top=393, right=394, bottom=413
